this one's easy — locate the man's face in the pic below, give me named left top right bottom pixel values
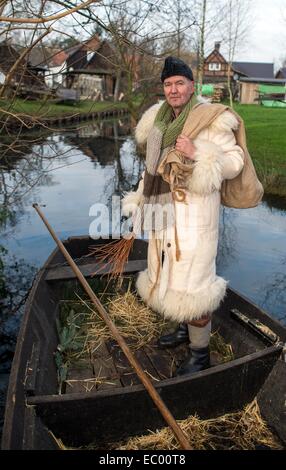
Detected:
left=163, top=75, right=194, bottom=113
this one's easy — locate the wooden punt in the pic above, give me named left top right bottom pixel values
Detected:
left=2, top=236, right=286, bottom=450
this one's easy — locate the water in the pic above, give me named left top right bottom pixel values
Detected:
left=0, top=117, right=286, bottom=434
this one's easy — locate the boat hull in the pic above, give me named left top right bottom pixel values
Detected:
left=2, top=236, right=286, bottom=449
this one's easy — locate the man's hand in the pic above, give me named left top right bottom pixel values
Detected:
left=175, top=134, right=196, bottom=160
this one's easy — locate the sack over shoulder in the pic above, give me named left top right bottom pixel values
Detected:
left=221, top=113, right=264, bottom=209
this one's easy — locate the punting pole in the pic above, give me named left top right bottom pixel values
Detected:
left=33, top=203, right=192, bottom=451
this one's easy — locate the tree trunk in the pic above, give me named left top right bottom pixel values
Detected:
left=197, top=0, right=207, bottom=95
left=227, top=62, right=233, bottom=108
left=113, top=70, right=121, bottom=102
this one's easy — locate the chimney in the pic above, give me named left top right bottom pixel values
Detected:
left=215, top=42, right=221, bottom=51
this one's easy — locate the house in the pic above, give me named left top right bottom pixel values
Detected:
left=8, top=42, right=65, bottom=93
left=239, top=77, right=286, bottom=105
left=203, top=42, right=231, bottom=83
left=19, top=45, right=68, bottom=89
left=203, top=42, right=277, bottom=103
left=0, top=41, right=30, bottom=88
left=20, top=45, right=51, bottom=89
left=64, top=36, right=117, bottom=99
left=204, top=42, right=274, bottom=82
left=0, top=40, right=53, bottom=97
left=44, top=50, right=68, bottom=88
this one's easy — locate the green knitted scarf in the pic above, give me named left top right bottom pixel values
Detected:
left=154, top=94, right=196, bottom=149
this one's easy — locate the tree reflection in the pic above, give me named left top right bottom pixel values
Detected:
left=263, top=194, right=286, bottom=212
left=217, top=206, right=239, bottom=271
left=259, top=256, right=286, bottom=325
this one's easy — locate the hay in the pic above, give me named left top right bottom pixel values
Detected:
left=56, top=284, right=168, bottom=380
left=210, top=330, right=234, bottom=363
left=111, top=400, right=282, bottom=450
left=82, top=287, right=168, bottom=352
left=62, top=399, right=282, bottom=450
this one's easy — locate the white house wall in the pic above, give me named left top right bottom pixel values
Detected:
left=0, top=71, right=5, bottom=85
left=45, top=63, right=66, bottom=88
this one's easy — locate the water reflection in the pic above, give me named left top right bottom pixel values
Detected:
left=0, top=117, right=143, bottom=333
left=217, top=200, right=286, bottom=324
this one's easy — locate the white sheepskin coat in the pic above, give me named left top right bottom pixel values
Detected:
left=122, top=99, right=244, bottom=323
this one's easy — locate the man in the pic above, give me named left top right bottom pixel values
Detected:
left=122, top=57, right=261, bottom=376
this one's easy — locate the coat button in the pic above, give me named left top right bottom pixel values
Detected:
left=167, top=242, right=171, bottom=247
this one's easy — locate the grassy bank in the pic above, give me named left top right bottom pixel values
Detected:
left=233, top=104, right=286, bottom=197
left=0, top=98, right=128, bottom=118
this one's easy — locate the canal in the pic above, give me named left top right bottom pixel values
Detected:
left=0, top=117, right=286, bottom=434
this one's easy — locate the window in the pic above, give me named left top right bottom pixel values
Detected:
left=87, top=51, right=93, bottom=63
left=208, top=63, right=221, bottom=71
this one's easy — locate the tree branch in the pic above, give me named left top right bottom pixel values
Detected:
left=0, top=0, right=97, bottom=24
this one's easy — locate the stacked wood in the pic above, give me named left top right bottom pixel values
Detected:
left=211, top=85, right=224, bottom=103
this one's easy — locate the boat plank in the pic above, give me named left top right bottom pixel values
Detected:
left=65, top=361, right=96, bottom=394
left=134, top=349, right=161, bottom=382
left=144, top=344, right=174, bottom=380
left=106, top=340, right=141, bottom=387
left=45, top=259, right=147, bottom=282
left=91, top=342, right=122, bottom=391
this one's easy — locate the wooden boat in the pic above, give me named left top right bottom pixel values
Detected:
left=2, top=236, right=286, bottom=450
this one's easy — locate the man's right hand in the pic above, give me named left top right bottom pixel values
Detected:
left=175, top=134, right=196, bottom=160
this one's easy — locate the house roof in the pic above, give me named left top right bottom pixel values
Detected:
left=239, top=77, right=286, bottom=84
left=65, top=36, right=101, bottom=57
left=232, top=62, right=274, bottom=79
left=205, top=49, right=228, bottom=64
left=16, top=44, right=66, bottom=69
left=48, top=50, right=68, bottom=67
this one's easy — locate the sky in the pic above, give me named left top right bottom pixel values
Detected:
left=219, top=0, right=285, bottom=69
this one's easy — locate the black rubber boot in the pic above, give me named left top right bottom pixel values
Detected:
left=157, top=323, right=189, bottom=349
left=175, top=346, right=210, bottom=376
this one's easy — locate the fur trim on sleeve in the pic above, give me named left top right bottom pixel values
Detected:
left=187, top=139, right=223, bottom=195
left=135, top=102, right=163, bottom=145
left=121, top=191, right=142, bottom=217
left=209, top=110, right=239, bottom=133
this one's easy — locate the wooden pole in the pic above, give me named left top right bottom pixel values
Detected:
left=33, top=204, right=192, bottom=451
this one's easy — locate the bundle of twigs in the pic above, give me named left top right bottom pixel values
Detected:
left=90, top=237, right=135, bottom=278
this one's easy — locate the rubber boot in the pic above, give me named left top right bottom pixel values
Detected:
left=157, top=323, right=189, bottom=349
left=175, top=346, right=210, bottom=376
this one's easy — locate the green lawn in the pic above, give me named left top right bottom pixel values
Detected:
left=0, top=97, right=127, bottom=118
left=233, top=104, right=286, bottom=196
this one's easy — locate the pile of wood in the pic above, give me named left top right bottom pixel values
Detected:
left=211, top=85, right=224, bottom=103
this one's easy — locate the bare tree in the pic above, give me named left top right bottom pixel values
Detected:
left=196, top=0, right=207, bottom=94
left=152, top=0, right=197, bottom=58
left=219, top=0, right=252, bottom=107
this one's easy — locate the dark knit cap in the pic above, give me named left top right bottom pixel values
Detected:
left=161, top=56, right=194, bottom=82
